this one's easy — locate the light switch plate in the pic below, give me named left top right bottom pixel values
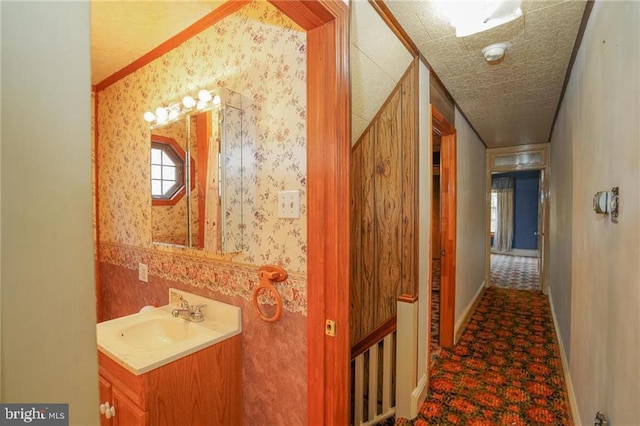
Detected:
left=278, top=190, right=300, bottom=219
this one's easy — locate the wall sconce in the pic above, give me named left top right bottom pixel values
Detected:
left=593, top=187, right=619, bottom=223
left=143, top=89, right=221, bottom=126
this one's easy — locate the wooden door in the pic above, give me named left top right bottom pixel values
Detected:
left=432, top=106, right=456, bottom=348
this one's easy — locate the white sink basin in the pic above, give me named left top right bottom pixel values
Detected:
left=118, top=318, right=208, bottom=349
left=97, top=289, right=241, bottom=375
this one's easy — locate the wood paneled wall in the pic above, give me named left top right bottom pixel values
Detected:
left=350, top=62, right=418, bottom=346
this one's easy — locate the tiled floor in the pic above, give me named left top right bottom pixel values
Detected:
left=491, top=254, right=540, bottom=291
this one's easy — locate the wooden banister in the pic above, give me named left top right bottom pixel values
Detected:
left=351, top=315, right=397, bottom=360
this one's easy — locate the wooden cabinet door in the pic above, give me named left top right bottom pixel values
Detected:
left=112, top=387, right=147, bottom=426
left=98, top=375, right=112, bottom=426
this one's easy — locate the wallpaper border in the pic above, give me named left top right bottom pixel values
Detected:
left=99, top=242, right=307, bottom=315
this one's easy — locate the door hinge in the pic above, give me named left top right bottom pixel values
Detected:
left=325, top=319, right=336, bottom=337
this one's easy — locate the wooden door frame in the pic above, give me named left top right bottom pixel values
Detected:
left=485, top=144, right=550, bottom=294
left=431, top=106, right=456, bottom=348
left=269, top=1, right=350, bottom=424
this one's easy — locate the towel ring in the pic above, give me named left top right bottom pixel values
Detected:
left=252, top=265, right=288, bottom=323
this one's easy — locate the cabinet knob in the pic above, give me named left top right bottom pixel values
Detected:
left=100, top=402, right=116, bottom=418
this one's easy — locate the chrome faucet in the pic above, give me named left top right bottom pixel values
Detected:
left=171, top=295, right=206, bottom=322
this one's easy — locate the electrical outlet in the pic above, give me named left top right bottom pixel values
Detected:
left=278, top=190, right=301, bottom=219
left=138, top=263, right=148, bottom=283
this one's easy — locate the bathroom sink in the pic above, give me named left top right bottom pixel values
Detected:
left=118, top=318, right=206, bottom=350
left=97, top=289, right=241, bottom=375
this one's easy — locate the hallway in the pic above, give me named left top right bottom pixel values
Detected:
left=401, top=287, right=571, bottom=425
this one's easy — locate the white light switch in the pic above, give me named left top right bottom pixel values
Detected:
left=138, top=263, right=148, bottom=282
left=278, top=190, right=300, bottom=219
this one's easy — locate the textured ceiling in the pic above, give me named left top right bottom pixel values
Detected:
left=91, top=1, right=225, bottom=85
left=385, top=0, right=587, bottom=147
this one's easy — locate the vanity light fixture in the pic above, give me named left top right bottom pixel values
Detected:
left=143, top=88, right=219, bottom=125
left=182, top=96, right=196, bottom=108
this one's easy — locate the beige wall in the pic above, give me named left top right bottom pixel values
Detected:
left=1, top=2, right=99, bottom=424
left=549, top=1, right=640, bottom=424
left=454, top=108, right=487, bottom=323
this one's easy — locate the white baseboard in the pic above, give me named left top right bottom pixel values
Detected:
left=548, top=292, right=581, bottom=425
left=454, top=281, right=485, bottom=343
left=410, top=373, right=428, bottom=418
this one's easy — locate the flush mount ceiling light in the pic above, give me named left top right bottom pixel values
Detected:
left=482, top=42, right=509, bottom=64
left=436, top=0, right=523, bottom=38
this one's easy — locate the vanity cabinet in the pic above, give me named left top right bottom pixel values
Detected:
left=98, top=335, right=242, bottom=426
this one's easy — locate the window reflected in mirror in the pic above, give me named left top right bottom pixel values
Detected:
left=151, top=139, right=184, bottom=202
left=150, top=120, right=190, bottom=246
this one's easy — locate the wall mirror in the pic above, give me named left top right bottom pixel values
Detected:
left=150, top=87, right=250, bottom=254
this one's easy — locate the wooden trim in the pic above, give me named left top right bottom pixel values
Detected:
left=432, top=107, right=455, bottom=136
left=439, top=131, right=456, bottom=348
left=94, top=91, right=103, bottom=322
left=284, top=1, right=350, bottom=424
left=397, top=293, right=418, bottom=304
left=94, top=1, right=250, bottom=92
left=352, top=62, right=416, bottom=152
left=350, top=315, right=397, bottom=360
left=369, top=0, right=418, bottom=57
left=432, top=106, right=456, bottom=349
left=548, top=0, right=595, bottom=142
left=269, top=1, right=334, bottom=30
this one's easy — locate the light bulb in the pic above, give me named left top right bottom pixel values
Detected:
left=168, top=109, right=179, bottom=120
left=143, top=111, right=156, bottom=122
left=196, top=100, right=207, bottom=110
left=212, top=95, right=221, bottom=105
left=198, top=89, right=212, bottom=103
left=182, top=96, right=196, bottom=108
left=155, top=107, right=168, bottom=121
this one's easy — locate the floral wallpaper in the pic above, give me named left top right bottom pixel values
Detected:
left=97, top=2, right=307, bottom=311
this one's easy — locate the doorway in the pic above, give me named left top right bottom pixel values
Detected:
left=489, top=170, right=541, bottom=291
left=430, top=106, right=456, bottom=348
left=485, top=145, right=549, bottom=295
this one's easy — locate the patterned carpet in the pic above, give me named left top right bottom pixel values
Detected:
left=430, top=259, right=441, bottom=349
left=491, top=254, right=539, bottom=291
left=397, top=287, right=571, bottom=426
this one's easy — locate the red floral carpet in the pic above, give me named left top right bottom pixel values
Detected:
left=398, top=287, right=572, bottom=426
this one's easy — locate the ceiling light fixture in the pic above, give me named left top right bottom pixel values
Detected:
left=482, top=42, right=509, bottom=64
left=437, top=0, right=523, bottom=38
